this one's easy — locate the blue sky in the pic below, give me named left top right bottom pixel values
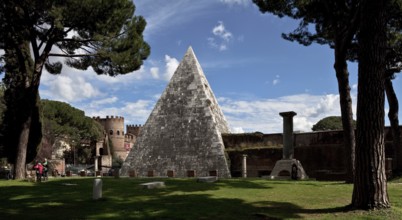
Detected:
left=37, top=0, right=400, bottom=133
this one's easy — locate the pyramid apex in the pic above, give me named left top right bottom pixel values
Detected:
left=185, top=46, right=195, bottom=56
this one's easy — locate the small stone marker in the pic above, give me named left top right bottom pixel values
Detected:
left=196, top=176, right=218, bottom=183
left=140, top=181, right=165, bottom=189
left=93, top=178, right=102, bottom=200
left=61, top=183, right=77, bottom=186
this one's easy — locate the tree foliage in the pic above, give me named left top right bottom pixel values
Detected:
left=41, top=100, right=103, bottom=144
left=0, top=83, right=5, bottom=125
left=1, top=0, right=150, bottom=76
left=41, top=100, right=103, bottom=164
left=312, top=116, right=356, bottom=131
left=0, top=0, right=149, bottom=178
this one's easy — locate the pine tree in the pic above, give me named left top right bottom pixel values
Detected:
left=0, top=0, right=150, bottom=179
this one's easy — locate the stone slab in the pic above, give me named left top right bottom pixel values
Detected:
left=196, top=176, right=218, bottom=183
left=140, top=181, right=165, bottom=189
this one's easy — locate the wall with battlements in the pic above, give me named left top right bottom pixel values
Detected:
left=126, top=124, right=142, bottom=137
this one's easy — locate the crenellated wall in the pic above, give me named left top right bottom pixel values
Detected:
left=126, top=124, right=142, bottom=137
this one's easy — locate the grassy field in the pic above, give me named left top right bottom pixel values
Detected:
left=0, top=177, right=401, bottom=220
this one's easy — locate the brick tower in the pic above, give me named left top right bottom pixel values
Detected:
left=94, top=116, right=127, bottom=160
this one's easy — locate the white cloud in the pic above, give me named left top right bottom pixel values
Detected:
left=41, top=72, right=101, bottom=102
left=209, top=21, right=233, bottom=51
left=213, top=21, right=233, bottom=42
left=163, top=55, right=179, bottom=81
left=136, top=1, right=215, bottom=38
left=272, top=79, right=280, bottom=85
left=84, top=99, right=156, bottom=126
left=220, top=0, right=249, bottom=6
left=231, top=127, right=245, bottom=133
left=219, top=93, right=356, bottom=133
left=273, top=75, right=280, bottom=85
left=89, top=97, right=118, bottom=108
left=150, top=67, right=160, bottom=79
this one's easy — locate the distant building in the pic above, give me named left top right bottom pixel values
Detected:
left=93, top=116, right=141, bottom=161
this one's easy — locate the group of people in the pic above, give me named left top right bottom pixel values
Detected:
left=33, top=158, right=49, bottom=182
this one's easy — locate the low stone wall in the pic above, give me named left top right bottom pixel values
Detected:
left=223, top=127, right=402, bottom=180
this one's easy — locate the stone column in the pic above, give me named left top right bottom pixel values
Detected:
left=279, top=111, right=297, bottom=159
left=93, top=178, right=102, bottom=200
left=94, top=141, right=101, bottom=172
left=94, top=157, right=98, bottom=172
left=242, top=154, right=247, bottom=178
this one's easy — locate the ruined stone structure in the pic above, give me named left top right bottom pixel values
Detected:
left=121, top=47, right=231, bottom=178
left=224, top=126, right=402, bottom=180
left=94, top=133, right=112, bottom=173
left=269, top=111, right=308, bottom=180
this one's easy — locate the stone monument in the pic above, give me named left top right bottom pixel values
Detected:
left=269, top=111, right=308, bottom=180
left=120, top=47, right=231, bottom=178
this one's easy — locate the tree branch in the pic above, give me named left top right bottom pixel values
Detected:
left=48, top=53, right=95, bottom=57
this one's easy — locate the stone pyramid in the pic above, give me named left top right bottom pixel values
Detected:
left=121, top=47, right=231, bottom=178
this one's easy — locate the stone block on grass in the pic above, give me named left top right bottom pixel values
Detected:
left=196, top=176, right=218, bottom=183
left=140, top=181, right=165, bottom=189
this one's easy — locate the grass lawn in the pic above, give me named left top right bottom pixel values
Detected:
left=0, top=177, right=401, bottom=219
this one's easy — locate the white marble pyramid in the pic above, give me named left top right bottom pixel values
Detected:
left=121, top=47, right=231, bottom=178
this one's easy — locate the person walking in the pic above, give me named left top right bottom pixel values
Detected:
left=42, top=158, right=48, bottom=181
left=33, top=161, right=44, bottom=182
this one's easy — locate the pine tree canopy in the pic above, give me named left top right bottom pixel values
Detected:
left=0, top=0, right=150, bottom=76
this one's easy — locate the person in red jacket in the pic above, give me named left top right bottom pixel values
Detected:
left=33, top=161, right=43, bottom=182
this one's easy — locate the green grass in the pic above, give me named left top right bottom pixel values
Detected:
left=0, top=177, right=401, bottom=219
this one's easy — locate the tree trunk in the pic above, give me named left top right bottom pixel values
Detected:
left=14, top=116, right=32, bottom=179
left=3, top=42, right=43, bottom=179
left=334, top=48, right=355, bottom=183
left=2, top=1, right=45, bottom=179
left=385, top=77, right=401, bottom=171
left=352, top=0, right=390, bottom=209
left=333, top=26, right=356, bottom=183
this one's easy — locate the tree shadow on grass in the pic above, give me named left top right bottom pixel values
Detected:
left=252, top=200, right=352, bottom=219
left=0, top=178, right=279, bottom=220
left=157, top=178, right=272, bottom=193
left=0, top=178, right=356, bottom=220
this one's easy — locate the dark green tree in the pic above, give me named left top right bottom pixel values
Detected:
left=0, top=0, right=150, bottom=179
left=0, top=83, right=5, bottom=126
left=0, top=82, right=6, bottom=155
left=312, top=116, right=356, bottom=131
left=40, top=99, right=104, bottom=163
